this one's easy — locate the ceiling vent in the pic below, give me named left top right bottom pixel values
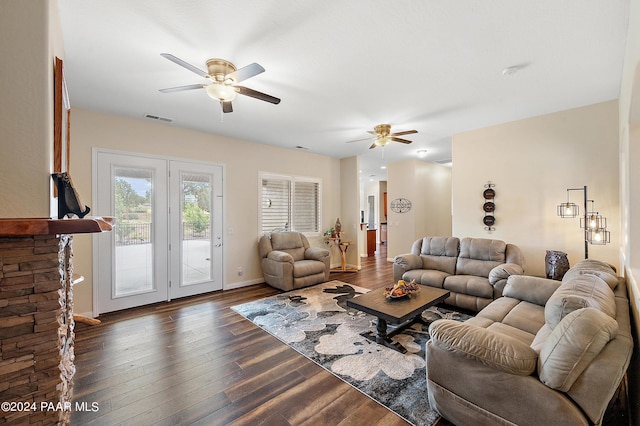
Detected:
left=436, top=159, right=452, bottom=164
left=144, top=114, right=173, bottom=123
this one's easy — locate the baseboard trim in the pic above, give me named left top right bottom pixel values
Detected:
left=224, top=278, right=264, bottom=290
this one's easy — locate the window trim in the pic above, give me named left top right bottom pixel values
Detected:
left=258, top=172, right=322, bottom=236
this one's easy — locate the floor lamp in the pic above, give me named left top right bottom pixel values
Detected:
left=557, top=185, right=610, bottom=259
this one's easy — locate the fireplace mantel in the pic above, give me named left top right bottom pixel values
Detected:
left=0, top=216, right=114, bottom=236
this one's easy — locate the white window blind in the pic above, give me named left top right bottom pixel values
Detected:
left=260, top=173, right=321, bottom=235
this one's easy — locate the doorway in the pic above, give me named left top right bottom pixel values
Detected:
left=94, top=151, right=223, bottom=314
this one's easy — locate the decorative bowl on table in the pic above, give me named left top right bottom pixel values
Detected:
left=384, top=279, right=420, bottom=299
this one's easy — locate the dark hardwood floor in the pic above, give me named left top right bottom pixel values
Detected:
left=71, top=244, right=421, bottom=425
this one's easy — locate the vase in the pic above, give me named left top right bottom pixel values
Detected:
left=335, top=218, right=341, bottom=234
left=545, top=250, right=570, bottom=281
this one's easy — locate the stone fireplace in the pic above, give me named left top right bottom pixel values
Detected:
left=0, top=218, right=112, bottom=425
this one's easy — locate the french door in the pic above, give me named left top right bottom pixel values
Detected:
left=94, top=151, right=223, bottom=314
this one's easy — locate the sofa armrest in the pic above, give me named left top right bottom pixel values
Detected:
left=393, top=253, right=422, bottom=282
left=267, top=250, right=294, bottom=263
left=429, top=319, right=538, bottom=376
left=305, top=247, right=330, bottom=261
left=489, top=263, right=525, bottom=292
left=502, top=275, right=561, bottom=306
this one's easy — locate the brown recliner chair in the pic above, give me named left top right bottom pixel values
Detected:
left=258, top=232, right=330, bottom=291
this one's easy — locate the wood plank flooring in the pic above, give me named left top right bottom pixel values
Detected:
left=71, top=244, right=424, bottom=425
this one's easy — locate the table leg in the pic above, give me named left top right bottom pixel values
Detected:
left=375, top=318, right=388, bottom=344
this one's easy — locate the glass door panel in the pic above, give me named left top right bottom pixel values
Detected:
left=181, top=172, right=212, bottom=285
left=114, top=167, right=154, bottom=296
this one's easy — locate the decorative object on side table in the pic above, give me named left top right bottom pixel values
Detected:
left=334, top=217, right=341, bottom=233
left=483, top=181, right=496, bottom=232
left=545, top=250, right=570, bottom=280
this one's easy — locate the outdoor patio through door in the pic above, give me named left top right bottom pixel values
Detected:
left=94, top=151, right=223, bottom=314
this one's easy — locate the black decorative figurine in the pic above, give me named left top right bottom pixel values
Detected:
left=51, top=172, right=91, bottom=219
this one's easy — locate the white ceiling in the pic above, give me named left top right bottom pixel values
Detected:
left=57, top=0, right=629, bottom=181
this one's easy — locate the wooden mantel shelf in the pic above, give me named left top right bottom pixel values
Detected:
left=0, top=216, right=114, bottom=236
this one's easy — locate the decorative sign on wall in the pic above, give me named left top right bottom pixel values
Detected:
left=390, top=198, right=412, bottom=213
left=483, top=182, right=496, bottom=232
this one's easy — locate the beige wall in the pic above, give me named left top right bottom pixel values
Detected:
left=619, top=0, right=640, bottom=421
left=69, top=108, right=342, bottom=314
left=387, top=160, right=452, bottom=261
left=452, top=100, right=620, bottom=277
left=339, top=156, right=360, bottom=269
left=0, top=0, right=63, bottom=217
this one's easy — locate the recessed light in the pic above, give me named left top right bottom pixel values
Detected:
left=380, top=166, right=387, bottom=170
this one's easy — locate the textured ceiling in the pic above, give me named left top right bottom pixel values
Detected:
left=57, top=0, right=629, bottom=180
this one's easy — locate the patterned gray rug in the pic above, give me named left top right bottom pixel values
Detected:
left=231, top=281, right=472, bottom=426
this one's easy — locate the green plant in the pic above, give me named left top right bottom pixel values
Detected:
left=323, top=227, right=335, bottom=237
left=183, top=203, right=210, bottom=234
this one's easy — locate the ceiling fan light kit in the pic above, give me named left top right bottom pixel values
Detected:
left=347, top=123, right=418, bottom=150
left=159, top=53, right=280, bottom=113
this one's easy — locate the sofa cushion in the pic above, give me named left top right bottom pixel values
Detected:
left=545, top=275, right=616, bottom=330
left=416, top=236, right=459, bottom=275
left=444, top=275, right=494, bottom=299
left=562, top=259, right=618, bottom=290
left=402, top=269, right=449, bottom=288
left=538, top=308, right=618, bottom=392
left=456, top=238, right=506, bottom=278
left=429, top=320, right=538, bottom=376
left=270, top=232, right=306, bottom=261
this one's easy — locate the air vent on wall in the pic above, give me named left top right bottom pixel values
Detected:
left=144, top=114, right=173, bottom=123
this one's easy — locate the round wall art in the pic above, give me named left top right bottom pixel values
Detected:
left=483, top=182, right=496, bottom=232
left=390, top=198, right=412, bottom=213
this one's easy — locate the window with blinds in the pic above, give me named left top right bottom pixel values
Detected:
left=260, top=173, right=321, bottom=235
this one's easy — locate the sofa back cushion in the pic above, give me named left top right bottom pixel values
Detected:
left=538, top=307, right=618, bottom=392
left=545, top=274, right=616, bottom=330
left=270, top=232, right=306, bottom=261
left=412, top=236, right=459, bottom=275
left=456, top=238, right=506, bottom=278
left=562, top=259, right=618, bottom=290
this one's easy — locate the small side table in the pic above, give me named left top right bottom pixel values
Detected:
left=327, top=235, right=358, bottom=272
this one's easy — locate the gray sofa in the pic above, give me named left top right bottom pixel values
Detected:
left=393, top=237, right=525, bottom=312
left=258, top=231, right=330, bottom=291
left=426, top=259, right=633, bottom=426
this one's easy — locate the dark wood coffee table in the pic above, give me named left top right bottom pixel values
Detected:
left=346, top=286, right=450, bottom=353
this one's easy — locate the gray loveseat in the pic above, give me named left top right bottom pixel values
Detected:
left=393, top=237, right=525, bottom=312
left=426, top=259, right=633, bottom=426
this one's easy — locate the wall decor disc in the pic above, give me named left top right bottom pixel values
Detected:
left=390, top=198, right=412, bottom=213
left=483, top=201, right=495, bottom=212
left=483, top=188, right=496, bottom=199
left=483, top=215, right=495, bottom=226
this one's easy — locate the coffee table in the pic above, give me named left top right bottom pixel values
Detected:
left=346, top=285, right=450, bottom=353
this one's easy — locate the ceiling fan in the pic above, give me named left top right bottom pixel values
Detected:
left=159, top=53, right=281, bottom=113
left=347, top=124, right=418, bottom=149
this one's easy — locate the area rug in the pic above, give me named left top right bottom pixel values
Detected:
left=231, top=281, right=472, bottom=426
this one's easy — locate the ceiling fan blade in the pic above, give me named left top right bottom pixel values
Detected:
left=390, top=137, right=413, bottom=144
left=367, top=130, right=378, bottom=135
left=160, top=53, right=209, bottom=78
left=159, top=83, right=206, bottom=93
left=221, top=101, right=233, bottom=113
left=346, top=136, right=376, bottom=143
left=226, top=63, right=265, bottom=83
left=390, top=130, right=418, bottom=137
left=369, top=142, right=380, bottom=149
left=235, top=86, right=281, bottom=104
